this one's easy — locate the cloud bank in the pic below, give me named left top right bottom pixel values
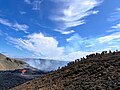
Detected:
left=7, top=31, right=120, bottom=61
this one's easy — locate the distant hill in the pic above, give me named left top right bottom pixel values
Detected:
left=0, top=53, right=32, bottom=70
left=11, top=50, right=120, bottom=90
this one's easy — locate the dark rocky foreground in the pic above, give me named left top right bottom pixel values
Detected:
left=0, top=69, right=48, bottom=90
left=11, top=51, right=120, bottom=90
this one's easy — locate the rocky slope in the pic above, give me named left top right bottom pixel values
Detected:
left=0, top=53, right=49, bottom=90
left=0, top=71, right=32, bottom=90
left=11, top=50, right=120, bottom=90
left=0, top=53, right=31, bottom=70
left=0, top=69, right=49, bottom=90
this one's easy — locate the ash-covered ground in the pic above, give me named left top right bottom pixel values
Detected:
left=0, top=68, right=49, bottom=90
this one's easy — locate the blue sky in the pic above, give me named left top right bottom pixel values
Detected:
left=0, top=0, right=120, bottom=61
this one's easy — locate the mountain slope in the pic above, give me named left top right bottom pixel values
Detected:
left=0, top=53, right=30, bottom=70
left=11, top=51, right=120, bottom=90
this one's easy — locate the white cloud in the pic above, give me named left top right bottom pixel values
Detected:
left=108, top=7, right=120, bottom=22
left=32, top=0, right=43, bottom=10
left=0, top=18, right=29, bottom=33
left=65, top=32, right=120, bottom=58
left=9, top=33, right=64, bottom=60
left=97, top=32, right=120, bottom=43
left=8, top=32, right=92, bottom=61
left=111, top=23, right=120, bottom=29
left=55, top=29, right=75, bottom=34
left=92, top=10, right=99, bottom=14
left=24, top=0, right=31, bottom=4
left=0, top=18, right=11, bottom=26
left=51, top=0, right=102, bottom=34
left=7, top=31, right=120, bottom=61
left=116, top=8, right=120, bottom=11
left=107, top=29, right=119, bottom=33
left=24, top=0, right=43, bottom=10
left=13, top=23, right=29, bottom=32
left=65, top=34, right=93, bottom=54
left=107, top=8, right=120, bottom=33
left=25, top=0, right=101, bottom=35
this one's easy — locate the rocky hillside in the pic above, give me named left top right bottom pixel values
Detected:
left=0, top=53, right=31, bottom=70
left=11, top=50, right=120, bottom=90
left=0, top=70, right=32, bottom=90
left=0, top=68, right=49, bottom=90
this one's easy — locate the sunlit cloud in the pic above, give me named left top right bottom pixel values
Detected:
left=8, top=33, right=64, bottom=60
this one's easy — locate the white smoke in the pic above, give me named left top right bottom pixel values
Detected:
left=22, top=58, right=69, bottom=71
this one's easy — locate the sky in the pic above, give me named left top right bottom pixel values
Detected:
left=0, top=0, right=120, bottom=61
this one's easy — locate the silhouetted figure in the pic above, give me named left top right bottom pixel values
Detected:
left=101, top=51, right=107, bottom=55
left=96, top=53, right=100, bottom=56
left=109, top=50, right=112, bottom=53
left=113, top=51, right=116, bottom=55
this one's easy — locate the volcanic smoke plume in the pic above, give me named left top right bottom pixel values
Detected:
left=22, top=58, right=69, bottom=71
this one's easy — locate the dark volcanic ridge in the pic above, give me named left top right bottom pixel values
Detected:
left=0, top=68, right=49, bottom=90
left=11, top=50, right=120, bottom=90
